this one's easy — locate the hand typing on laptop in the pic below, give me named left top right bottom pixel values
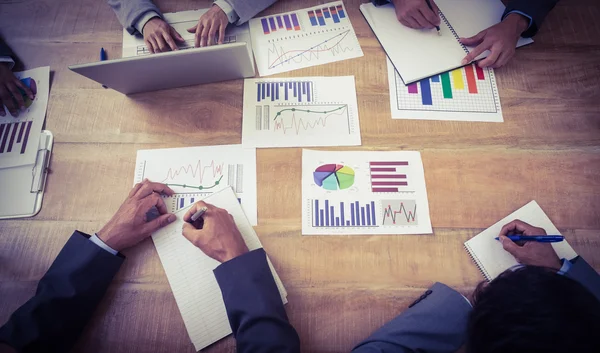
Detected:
left=187, top=5, right=230, bottom=47
left=142, top=17, right=185, bottom=53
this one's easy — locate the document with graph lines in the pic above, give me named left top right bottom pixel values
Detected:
left=242, top=76, right=361, bottom=148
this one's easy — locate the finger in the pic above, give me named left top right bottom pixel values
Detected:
left=0, top=88, right=18, bottom=116
left=162, top=31, right=178, bottom=51
left=171, top=27, right=185, bottom=42
left=499, top=219, right=539, bottom=237
left=145, top=38, right=155, bottom=54
left=195, top=23, right=204, bottom=48
left=7, top=82, right=25, bottom=109
left=419, top=5, right=439, bottom=27
left=182, top=222, right=205, bottom=245
left=460, top=31, right=486, bottom=46
left=128, top=181, right=145, bottom=198
left=146, top=193, right=169, bottom=215
left=410, top=12, right=432, bottom=29
left=207, top=22, right=218, bottom=46
left=134, top=181, right=175, bottom=199
left=430, top=0, right=441, bottom=25
left=200, top=24, right=210, bottom=47
left=499, top=235, right=523, bottom=258
left=187, top=25, right=197, bottom=33
left=462, top=41, right=489, bottom=65
left=402, top=15, right=421, bottom=29
left=141, top=213, right=177, bottom=234
left=14, top=79, right=34, bottom=100
left=155, top=34, right=168, bottom=52
left=477, top=46, right=500, bottom=68
left=218, top=22, right=226, bottom=44
left=492, top=51, right=511, bottom=69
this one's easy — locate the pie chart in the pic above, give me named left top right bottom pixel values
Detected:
left=313, top=164, right=355, bottom=191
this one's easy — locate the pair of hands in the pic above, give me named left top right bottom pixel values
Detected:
left=97, top=180, right=247, bottom=263
left=392, top=0, right=529, bottom=68
left=141, top=5, right=229, bottom=54
left=0, top=63, right=35, bottom=117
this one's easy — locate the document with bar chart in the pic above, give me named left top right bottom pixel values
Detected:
left=133, top=145, right=258, bottom=225
left=302, top=149, right=432, bottom=235
left=249, top=1, right=363, bottom=76
left=242, top=76, right=361, bottom=148
left=0, top=66, right=50, bottom=169
left=387, top=59, right=503, bottom=122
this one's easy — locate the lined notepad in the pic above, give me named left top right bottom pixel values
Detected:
left=152, top=187, right=287, bottom=350
left=464, top=201, right=578, bottom=281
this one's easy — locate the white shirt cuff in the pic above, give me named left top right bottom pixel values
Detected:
left=214, top=0, right=239, bottom=24
left=0, top=56, right=15, bottom=70
left=557, top=258, right=572, bottom=275
left=134, top=11, right=161, bottom=34
left=90, top=233, right=119, bottom=255
left=461, top=294, right=473, bottom=307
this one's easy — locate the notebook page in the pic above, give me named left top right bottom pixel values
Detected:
left=152, top=187, right=287, bottom=350
left=360, top=3, right=468, bottom=84
left=465, top=200, right=578, bottom=281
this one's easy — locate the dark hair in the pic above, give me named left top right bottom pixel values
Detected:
left=466, top=266, right=600, bottom=353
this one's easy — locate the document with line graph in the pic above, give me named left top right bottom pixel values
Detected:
left=248, top=1, right=363, bottom=76
left=242, top=76, right=361, bottom=148
left=302, top=149, right=432, bottom=235
left=133, top=145, right=257, bottom=225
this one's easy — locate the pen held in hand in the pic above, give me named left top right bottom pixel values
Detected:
left=424, top=0, right=441, bottom=36
left=189, top=207, right=208, bottom=229
left=495, top=235, right=564, bottom=243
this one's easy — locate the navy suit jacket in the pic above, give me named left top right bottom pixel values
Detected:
left=503, top=0, right=559, bottom=37
left=0, top=232, right=300, bottom=353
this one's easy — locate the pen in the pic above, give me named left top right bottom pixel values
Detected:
left=191, top=206, right=208, bottom=221
left=424, top=0, right=441, bottom=36
left=495, top=235, right=564, bottom=243
left=188, top=207, right=208, bottom=229
left=100, top=48, right=108, bottom=88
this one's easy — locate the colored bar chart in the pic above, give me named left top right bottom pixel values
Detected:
left=308, top=4, right=347, bottom=26
left=313, top=199, right=377, bottom=227
left=262, top=14, right=301, bottom=34
left=369, top=161, right=409, bottom=192
left=256, top=81, right=313, bottom=103
left=0, top=121, right=33, bottom=155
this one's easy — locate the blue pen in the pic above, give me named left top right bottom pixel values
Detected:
left=495, top=235, right=564, bottom=243
left=100, top=48, right=108, bottom=88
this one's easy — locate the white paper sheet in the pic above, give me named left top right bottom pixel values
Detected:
left=464, top=201, right=578, bottom=281
left=387, top=58, right=503, bottom=122
left=152, top=187, right=287, bottom=351
left=133, top=145, right=258, bottom=225
left=122, top=9, right=251, bottom=58
left=0, top=66, right=50, bottom=168
left=242, top=76, right=361, bottom=148
left=249, top=1, right=363, bottom=76
left=302, top=149, right=432, bottom=235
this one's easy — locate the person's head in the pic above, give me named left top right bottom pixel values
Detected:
left=466, top=266, right=600, bottom=353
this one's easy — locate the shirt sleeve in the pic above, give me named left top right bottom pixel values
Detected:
left=0, top=56, right=15, bottom=70
left=504, top=10, right=533, bottom=30
left=557, top=258, right=572, bottom=275
left=89, top=233, right=119, bottom=256
left=134, top=11, right=161, bottom=34
left=214, top=0, right=240, bottom=24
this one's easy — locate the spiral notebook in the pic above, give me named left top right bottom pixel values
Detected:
left=360, top=0, right=534, bottom=84
left=464, top=201, right=578, bottom=282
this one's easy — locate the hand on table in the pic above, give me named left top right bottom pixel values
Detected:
left=142, top=17, right=185, bottom=53
left=498, top=219, right=562, bottom=271
left=187, top=5, right=229, bottom=47
left=460, top=13, right=529, bottom=68
left=392, top=0, right=440, bottom=29
left=97, top=180, right=176, bottom=252
left=0, top=63, right=34, bottom=118
left=182, top=201, right=249, bottom=263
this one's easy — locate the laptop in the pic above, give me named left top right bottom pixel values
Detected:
left=69, top=42, right=255, bottom=95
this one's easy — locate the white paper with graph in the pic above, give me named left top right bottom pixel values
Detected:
left=302, top=149, right=432, bottom=235
left=133, top=145, right=258, bottom=225
left=387, top=59, right=503, bottom=122
left=152, top=187, right=287, bottom=351
left=249, top=1, right=363, bottom=76
left=242, top=76, right=361, bottom=148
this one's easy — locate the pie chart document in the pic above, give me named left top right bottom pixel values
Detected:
left=302, top=149, right=433, bottom=235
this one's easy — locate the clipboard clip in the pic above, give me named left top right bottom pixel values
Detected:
left=30, top=141, right=51, bottom=193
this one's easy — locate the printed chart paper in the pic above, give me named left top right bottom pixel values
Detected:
left=249, top=1, right=363, bottom=76
left=302, top=149, right=432, bottom=235
left=122, top=9, right=251, bottom=58
left=0, top=66, right=50, bottom=168
left=387, top=59, right=503, bottom=122
left=133, top=145, right=258, bottom=225
left=242, top=76, right=361, bottom=148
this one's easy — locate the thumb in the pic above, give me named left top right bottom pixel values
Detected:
left=142, top=213, right=176, bottom=234
left=171, top=27, right=184, bottom=41
left=182, top=222, right=204, bottom=246
left=187, top=26, right=196, bottom=33
left=460, top=31, right=485, bottom=46
left=499, top=235, right=523, bottom=258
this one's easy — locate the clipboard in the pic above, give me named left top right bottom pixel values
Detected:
left=0, top=130, right=53, bottom=219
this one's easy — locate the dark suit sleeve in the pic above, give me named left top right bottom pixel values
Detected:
left=352, top=282, right=472, bottom=353
left=0, top=231, right=124, bottom=353
left=214, top=248, right=300, bottom=353
left=565, top=256, right=600, bottom=301
left=502, top=0, right=559, bottom=37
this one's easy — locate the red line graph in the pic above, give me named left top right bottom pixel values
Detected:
left=382, top=201, right=418, bottom=225
left=273, top=106, right=348, bottom=135
left=161, top=160, right=224, bottom=184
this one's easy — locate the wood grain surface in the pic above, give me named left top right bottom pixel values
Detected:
left=1, top=0, right=599, bottom=352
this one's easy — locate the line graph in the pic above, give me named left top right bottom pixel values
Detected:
left=381, top=200, right=418, bottom=226
left=272, top=105, right=349, bottom=135
left=161, top=160, right=225, bottom=188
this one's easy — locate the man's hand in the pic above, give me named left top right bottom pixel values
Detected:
left=142, top=17, right=185, bottom=54
left=498, top=219, right=562, bottom=270
left=182, top=201, right=249, bottom=263
left=392, top=0, right=440, bottom=29
left=0, top=63, right=34, bottom=117
left=460, top=13, right=529, bottom=68
left=187, top=5, right=229, bottom=47
left=97, top=180, right=176, bottom=252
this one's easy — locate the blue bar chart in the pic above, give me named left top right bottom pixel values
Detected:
left=256, top=81, right=313, bottom=103
left=313, top=199, right=377, bottom=227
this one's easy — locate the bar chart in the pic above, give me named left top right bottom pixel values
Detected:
left=256, top=81, right=314, bottom=103
left=308, top=4, right=347, bottom=26
left=369, top=161, right=411, bottom=192
left=171, top=193, right=241, bottom=212
left=261, top=13, right=301, bottom=34
left=312, top=199, right=377, bottom=227
left=0, top=120, right=33, bottom=155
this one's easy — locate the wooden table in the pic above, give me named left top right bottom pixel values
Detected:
left=1, top=0, right=599, bottom=351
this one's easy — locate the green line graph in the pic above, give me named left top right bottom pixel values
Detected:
left=165, top=175, right=224, bottom=190
left=273, top=105, right=347, bottom=120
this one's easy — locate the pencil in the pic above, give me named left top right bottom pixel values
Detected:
left=425, top=0, right=441, bottom=36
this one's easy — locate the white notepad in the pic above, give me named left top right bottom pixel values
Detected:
left=464, top=201, right=578, bottom=281
left=152, top=187, right=287, bottom=351
left=360, top=0, right=534, bottom=84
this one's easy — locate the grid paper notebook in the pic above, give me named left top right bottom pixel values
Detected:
left=464, top=201, right=578, bottom=281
